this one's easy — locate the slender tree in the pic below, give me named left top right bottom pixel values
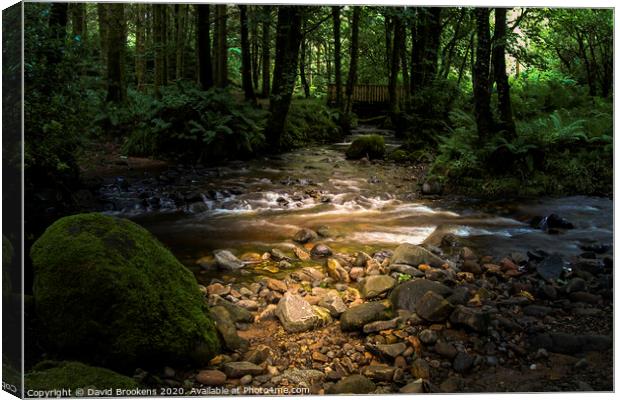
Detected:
left=261, top=6, right=272, bottom=98
left=250, top=7, right=260, bottom=91
left=299, top=22, right=311, bottom=98
left=388, top=13, right=402, bottom=115
left=97, top=4, right=108, bottom=63
left=239, top=5, right=256, bottom=103
left=105, top=3, right=126, bottom=103
left=70, top=3, right=86, bottom=41
left=153, top=4, right=166, bottom=95
left=196, top=4, right=213, bottom=90
left=473, top=8, right=494, bottom=140
left=214, top=5, right=228, bottom=87
left=265, top=6, right=304, bottom=150
left=492, top=8, right=516, bottom=137
left=344, top=7, right=361, bottom=115
left=332, top=6, right=342, bottom=109
left=175, top=4, right=187, bottom=80
left=135, top=3, right=146, bottom=90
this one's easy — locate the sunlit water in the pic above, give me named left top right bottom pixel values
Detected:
left=99, top=127, right=613, bottom=279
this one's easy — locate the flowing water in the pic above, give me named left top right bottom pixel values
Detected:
left=99, top=126, right=613, bottom=281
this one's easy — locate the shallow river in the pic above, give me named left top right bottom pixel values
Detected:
left=100, top=127, right=613, bottom=281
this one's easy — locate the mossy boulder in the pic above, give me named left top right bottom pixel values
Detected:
left=345, top=135, right=385, bottom=160
left=30, top=213, right=220, bottom=371
left=25, top=361, right=138, bottom=391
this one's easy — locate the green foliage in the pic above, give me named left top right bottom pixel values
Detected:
left=397, top=273, right=412, bottom=283
left=30, top=213, right=220, bottom=370
left=281, top=99, right=343, bottom=148
left=25, top=361, right=139, bottom=391
left=120, top=84, right=267, bottom=162
left=345, top=135, right=386, bottom=160
left=430, top=75, right=612, bottom=197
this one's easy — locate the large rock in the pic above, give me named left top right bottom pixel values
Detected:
left=25, top=361, right=138, bottom=391
left=449, top=305, right=491, bottom=333
left=30, top=213, right=220, bottom=370
left=213, top=250, right=244, bottom=270
left=293, top=228, right=318, bottom=244
left=536, top=253, right=565, bottom=282
left=275, top=293, right=320, bottom=332
left=390, top=244, right=446, bottom=268
left=210, top=306, right=248, bottom=351
left=327, top=375, right=376, bottom=394
left=389, top=279, right=453, bottom=312
left=292, top=266, right=324, bottom=282
left=361, top=275, right=396, bottom=299
left=345, top=135, right=385, bottom=160
left=340, top=300, right=393, bottom=331
left=318, top=293, right=347, bottom=317
left=415, top=291, right=455, bottom=322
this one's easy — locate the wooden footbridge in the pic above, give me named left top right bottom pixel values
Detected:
left=327, top=84, right=407, bottom=105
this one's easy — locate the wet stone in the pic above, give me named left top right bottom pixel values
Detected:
left=223, top=362, right=264, bottom=378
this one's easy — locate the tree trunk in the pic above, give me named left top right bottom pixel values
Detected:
left=261, top=6, right=272, bottom=98
left=250, top=7, right=260, bottom=91
left=411, top=7, right=442, bottom=95
left=214, top=5, right=228, bottom=87
left=399, top=20, right=411, bottom=110
left=97, top=4, right=108, bottom=63
left=175, top=4, right=187, bottom=80
left=135, top=3, right=146, bottom=90
left=105, top=3, right=126, bottom=103
left=239, top=5, right=256, bottom=103
left=153, top=4, right=166, bottom=95
left=388, top=14, right=402, bottom=114
left=299, top=25, right=311, bottom=98
left=473, top=8, right=494, bottom=141
left=332, top=6, right=342, bottom=108
left=345, top=7, right=361, bottom=115
left=70, top=3, right=86, bottom=41
left=196, top=4, right=213, bottom=90
left=492, top=8, right=515, bottom=137
left=265, top=6, right=304, bottom=151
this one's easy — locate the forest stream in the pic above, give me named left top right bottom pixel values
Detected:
left=97, top=125, right=612, bottom=283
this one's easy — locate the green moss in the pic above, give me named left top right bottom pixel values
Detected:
left=30, top=213, right=220, bottom=371
left=345, top=135, right=386, bottom=160
left=25, top=361, right=138, bottom=391
left=388, top=149, right=410, bottom=162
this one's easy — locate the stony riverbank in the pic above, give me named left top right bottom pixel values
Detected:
left=137, top=227, right=613, bottom=393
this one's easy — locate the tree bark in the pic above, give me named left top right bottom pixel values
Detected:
left=175, top=4, right=187, bottom=80
left=261, top=6, right=272, bottom=98
left=250, top=7, right=260, bottom=91
left=411, top=7, right=442, bottom=95
left=135, top=3, right=146, bottom=90
left=196, top=4, right=213, bottom=90
left=265, top=6, right=304, bottom=150
left=153, top=4, right=166, bottom=95
left=332, top=6, right=342, bottom=108
left=239, top=5, right=256, bottom=103
left=105, top=4, right=126, bottom=103
left=492, top=8, right=516, bottom=137
left=473, top=8, right=494, bottom=141
left=388, top=14, right=402, bottom=114
left=214, top=5, right=228, bottom=87
left=299, top=24, right=311, bottom=98
left=97, top=4, right=108, bottom=63
left=345, top=7, right=361, bottom=115
left=70, top=3, right=86, bottom=41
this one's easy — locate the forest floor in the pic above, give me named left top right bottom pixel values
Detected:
left=72, top=140, right=613, bottom=394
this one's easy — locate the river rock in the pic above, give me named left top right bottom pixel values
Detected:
left=389, top=279, right=453, bottom=312
left=210, top=295, right=254, bottom=323
left=265, top=277, right=288, bottom=293
left=565, top=277, right=586, bottom=294
left=449, top=305, right=490, bottom=333
left=210, top=306, right=248, bottom=351
left=461, top=260, right=482, bottom=275
left=363, top=317, right=400, bottom=333
left=453, top=352, right=474, bottom=373
left=293, top=228, right=318, bottom=244
left=391, top=243, right=447, bottom=268
left=312, top=305, right=333, bottom=326
left=214, top=250, right=244, bottom=270
left=236, top=299, right=259, bottom=311
left=206, top=283, right=230, bottom=296
left=326, top=375, right=376, bottom=394
left=390, top=264, right=425, bottom=277
left=435, top=341, right=458, bottom=359
left=349, top=267, right=365, bottom=281
left=536, top=253, right=565, bottom=282
left=400, top=379, right=426, bottom=393
left=411, top=358, right=430, bottom=379
left=364, top=365, right=395, bottom=381
left=326, top=258, right=349, bottom=282
left=416, top=291, right=454, bottom=322
left=340, top=301, right=393, bottom=332
left=270, top=248, right=291, bottom=261
left=223, top=361, right=264, bottom=378
left=318, top=293, right=347, bottom=317
left=293, top=247, right=311, bottom=261
left=196, top=369, right=227, bottom=386
left=275, top=292, right=319, bottom=333
left=419, top=329, right=438, bottom=345
left=361, top=275, right=396, bottom=299
left=523, top=305, right=552, bottom=317
left=374, top=342, right=407, bottom=358
left=311, top=244, right=333, bottom=258
left=244, top=345, right=270, bottom=365
left=292, top=266, right=323, bottom=282
left=280, top=368, right=324, bottom=387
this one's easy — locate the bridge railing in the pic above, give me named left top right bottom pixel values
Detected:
left=327, top=84, right=407, bottom=104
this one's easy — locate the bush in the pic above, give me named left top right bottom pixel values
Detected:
left=345, top=135, right=386, bottom=160
left=120, top=84, right=267, bottom=162
left=30, top=213, right=220, bottom=370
